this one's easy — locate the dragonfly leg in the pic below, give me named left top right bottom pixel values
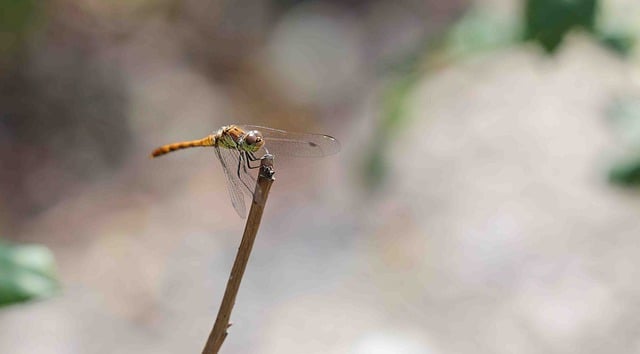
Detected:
left=236, top=153, right=243, bottom=180
left=235, top=153, right=254, bottom=193
left=240, top=153, right=250, bottom=174
left=245, top=152, right=261, bottom=169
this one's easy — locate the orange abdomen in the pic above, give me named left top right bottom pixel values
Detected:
left=151, top=136, right=215, bottom=157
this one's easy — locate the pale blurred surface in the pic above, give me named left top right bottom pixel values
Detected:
left=2, top=0, right=640, bottom=353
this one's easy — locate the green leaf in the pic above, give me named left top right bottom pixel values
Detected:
left=597, top=31, right=636, bottom=57
left=0, top=241, right=60, bottom=307
left=524, top=0, right=598, bottom=52
left=609, top=157, right=640, bottom=187
left=607, top=98, right=640, bottom=187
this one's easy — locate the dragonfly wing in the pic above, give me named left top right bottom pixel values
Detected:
left=214, top=146, right=247, bottom=218
left=240, top=125, right=340, bottom=158
left=226, top=147, right=261, bottom=202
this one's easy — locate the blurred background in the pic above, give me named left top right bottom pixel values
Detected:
left=2, top=0, right=640, bottom=353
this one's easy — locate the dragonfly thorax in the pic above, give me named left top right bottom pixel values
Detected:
left=215, top=126, right=265, bottom=153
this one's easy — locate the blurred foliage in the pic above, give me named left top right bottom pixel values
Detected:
left=364, top=75, right=419, bottom=190
left=609, top=158, right=640, bottom=186
left=607, top=98, right=640, bottom=186
left=524, top=0, right=636, bottom=56
left=438, top=8, right=520, bottom=62
left=0, top=1, right=59, bottom=309
left=366, top=0, right=638, bottom=191
left=364, top=8, right=519, bottom=190
left=524, top=0, right=597, bottom=52
left=598, top=31, right=636, bottom=56
left=0, top=241, right=59, bottom=307
left=0, top=0, right=44, bottom=59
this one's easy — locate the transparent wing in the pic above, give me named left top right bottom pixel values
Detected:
left=214, top=146, right=247, bottom=218
left=240, top=125, right=340, bottom=158
left=225, top=147, right=261, bottom=202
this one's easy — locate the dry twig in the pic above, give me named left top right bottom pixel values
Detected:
left=202, top=155, right=275, bottom=354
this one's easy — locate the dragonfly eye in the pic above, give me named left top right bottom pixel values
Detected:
left=244, top=131, right=264, bottom=147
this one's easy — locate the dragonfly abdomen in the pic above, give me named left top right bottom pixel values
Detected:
left=151, top=135, right=215, bottom=157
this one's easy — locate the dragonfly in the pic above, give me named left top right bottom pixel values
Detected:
left=151, top=125, right=340, bottom=218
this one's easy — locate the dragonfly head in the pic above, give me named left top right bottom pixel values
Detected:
left=240, top=130, right=265, bottom=152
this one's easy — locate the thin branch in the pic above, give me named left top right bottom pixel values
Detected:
left=202, top=155, right=275, bottom=354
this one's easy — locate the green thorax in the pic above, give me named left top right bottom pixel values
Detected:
left=217, top=132, right=238, bottom=149
left=216, top=125, right=262, bottom=153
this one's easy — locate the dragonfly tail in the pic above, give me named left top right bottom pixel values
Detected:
left=151, top=135, right=215, bottom=157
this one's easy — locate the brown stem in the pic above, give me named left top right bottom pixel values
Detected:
left=202, top=155, right=275, bottom=354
